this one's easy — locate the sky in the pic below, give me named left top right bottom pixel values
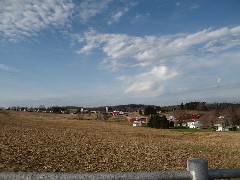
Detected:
left=1, top=0, right=240, bottom=108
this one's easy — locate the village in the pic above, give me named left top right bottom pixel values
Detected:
left=3, top=102, right=240, bottom=132
left=119, top=109, right=240, bottom=131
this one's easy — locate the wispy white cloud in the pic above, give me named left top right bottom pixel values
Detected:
left=0, top=0, right=74, bottom=41
left=201, top=39, right=240, bottom=53
left=108, top=2, right=138, bottom=25
left=131, top=13, right=150, bottom=23
left=108, top=9, right=128, bottom=25
left=0, top=64, right=19, bottom=72
left=189, top=5, right=200, bottom=10
left=117, top=66, right=178, bottom=97
left=76, top=26, right=240, bottom=70
left=76, top=25, right=240, bottom=98
left=78, top=0, right=112, bottom=22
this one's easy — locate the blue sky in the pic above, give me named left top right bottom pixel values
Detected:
left=1, top=0, right=240, bottom=107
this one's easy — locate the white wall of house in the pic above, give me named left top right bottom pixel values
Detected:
left=215, top=124, right=236, bottom=131
left=133, top=121, right=142, bottom=127
left=216, top=126, right=224, bottom=131
left=187, top=121, right=202, bottom=129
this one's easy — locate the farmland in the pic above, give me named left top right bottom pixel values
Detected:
left=1, top=110, right=240, bottom=172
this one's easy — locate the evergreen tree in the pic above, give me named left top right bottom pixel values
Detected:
left=148, top=115, right=170, bottom=129
left=180, top=103, right=184, bottom=110
left=144, top=106, right=157, bottom=115
left=147, top=116, right=154, bottom=128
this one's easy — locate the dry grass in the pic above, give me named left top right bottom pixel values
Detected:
left=1, top=110, right=240, bottom=172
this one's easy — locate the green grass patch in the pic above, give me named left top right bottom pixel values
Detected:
left=170, top=128, right=213, bottom=132
left=106, top=120, right=133, bottom=126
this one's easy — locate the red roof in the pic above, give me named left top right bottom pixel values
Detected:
left=175, top=114, right=200, bottom=120
left=125, top=117, right=136, bottom=122
left=112, top=111, right=120, bottom=115
left=125, top=116, right=148, bottom=122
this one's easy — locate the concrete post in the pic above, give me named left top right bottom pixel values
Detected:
left=187, top=158, right=208, bottom=180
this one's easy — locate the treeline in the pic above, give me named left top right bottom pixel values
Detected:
left=180, top=102, right=208, bottom=111
left=3, top=102, right=240, bottom=114
left=4, top=106, right=81, bottom=114
left=88, top=104, right=149, bottom=113
left=163, top=102, right=240, bottom=112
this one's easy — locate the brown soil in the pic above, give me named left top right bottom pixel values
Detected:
left=1, top=110, right=240, bottom=172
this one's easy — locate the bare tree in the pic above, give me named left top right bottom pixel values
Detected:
left=200, top=110, right=219, bottom=128
left=223, top=106, right=240, bottom=126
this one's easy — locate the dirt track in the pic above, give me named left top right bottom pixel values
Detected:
left=1, top=110, right=240, bottom=172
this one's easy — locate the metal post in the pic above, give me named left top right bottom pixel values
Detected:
left=187, top=158, right=208, bottom=180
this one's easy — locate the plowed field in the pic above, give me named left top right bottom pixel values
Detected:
left=1, top=110, right=240, bottom=172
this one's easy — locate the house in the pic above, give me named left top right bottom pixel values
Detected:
left=112, top=110, right=120, bottom=116
left=167, top=115, right=176, bottom=121
left=126, top=116, right=148, bottom=124
left=214, top=124, right=223, bottom=131
left=133, top=120, right=146, bottom=127
left=137, top=117, right=148, bottom=122
left=132, top=117, right=147, bottom=127
left=214, top=124, right=236, bottom=131
left=111, top=110, right=125, bottom=116
left=170, top=114, right=201, bottom=127
left=187, top=121, right=203, bottom=129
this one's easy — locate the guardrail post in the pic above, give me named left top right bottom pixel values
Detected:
left=187, top=158, right=208, bottom=180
